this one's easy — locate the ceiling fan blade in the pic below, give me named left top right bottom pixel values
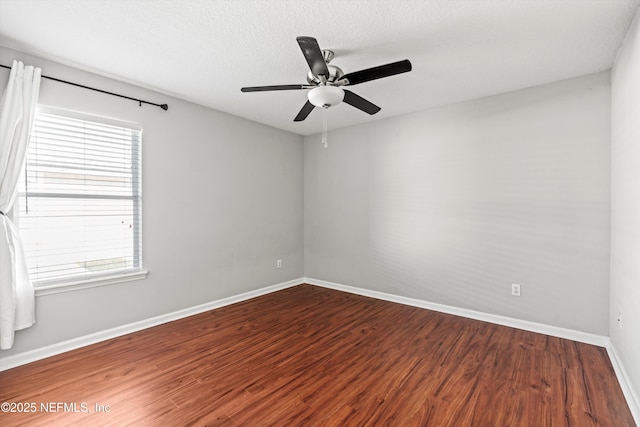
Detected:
left=296, top=36, right=330, bottom=78
left=294, top=100, right=315, bottom=122
left=343, top=90, right=381, bottom=115
left=339, top=59, right=412, bottom=86
left=241, top=84, right=313, bottom=92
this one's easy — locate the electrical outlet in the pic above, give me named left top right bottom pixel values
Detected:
left=277, top=259, right=282, bottom=269
left=617, top=312, right=622, bottom=329
left=511, top=284, right=521, bottom=297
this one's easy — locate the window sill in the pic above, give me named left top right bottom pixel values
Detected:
left=34, top=270, right=148, bottom=296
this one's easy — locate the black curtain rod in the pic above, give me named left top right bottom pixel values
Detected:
left=0, top=63, right=168, bottom=111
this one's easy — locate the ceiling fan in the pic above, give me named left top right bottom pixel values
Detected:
left=241, top=36, right=412, bottom=122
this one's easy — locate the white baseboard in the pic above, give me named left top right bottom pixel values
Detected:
left=305, top=277, right=609, bottom=346
left=0, top=278, right=303, bottom=372
left=606, top=342, right=640, bottom=425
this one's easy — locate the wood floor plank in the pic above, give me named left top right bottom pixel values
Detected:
left=0, top=284, right=635, bottom=426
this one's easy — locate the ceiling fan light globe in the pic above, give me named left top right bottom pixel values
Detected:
left=308, top=86, right=344, bottom=108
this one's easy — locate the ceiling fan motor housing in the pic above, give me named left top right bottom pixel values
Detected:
left=306, top=64, right=344, bottom=85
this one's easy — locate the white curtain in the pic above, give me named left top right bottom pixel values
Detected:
left=0, top=60, right=41, bottom=350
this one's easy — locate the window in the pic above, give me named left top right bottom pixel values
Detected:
left=15, top=107, right=144, bottom=289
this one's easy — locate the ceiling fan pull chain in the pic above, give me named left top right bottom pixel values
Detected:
left=322, top=108, right=328, bottom=148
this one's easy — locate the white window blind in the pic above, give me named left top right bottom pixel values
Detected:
left=15, top=109, right=142, bottom=286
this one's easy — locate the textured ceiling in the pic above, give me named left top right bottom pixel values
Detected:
left=0, top=0, right=638, bottom=135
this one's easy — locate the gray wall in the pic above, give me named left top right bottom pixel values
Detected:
left=0, top=43, right=617, bottom=362
left=611, top=7, right=640, bottom=408
left=305, top=72, right=611, bottom=335
left=0, top=46, right=304, bottom=357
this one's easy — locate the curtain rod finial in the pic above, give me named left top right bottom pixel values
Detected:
left=161, top=104, right=168, bottom=111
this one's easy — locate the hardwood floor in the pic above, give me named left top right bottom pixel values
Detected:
left=0, top=284, right=635, bottom=426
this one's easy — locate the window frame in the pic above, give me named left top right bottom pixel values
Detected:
left=15, top=106, right=147, bottom=295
